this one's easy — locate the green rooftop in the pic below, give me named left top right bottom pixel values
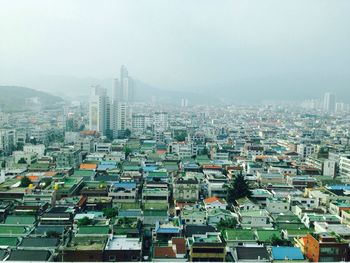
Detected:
left=0, top=225, right=29, bottom=235
left=256, top=230, right=281, bottom=242
left=223, top=229, right=256, bottom=241
left=0, top=237, right=18, bottom=246
left=77, top=225, right=110, bottom=235
left=5, top=215, right=36, bottom=225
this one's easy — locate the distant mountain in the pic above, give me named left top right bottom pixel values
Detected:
left=0, top=86, right=63, bottom=112
left=10, top=74, right=214, bottom=105
left=3, top=72, right=347, bottom=106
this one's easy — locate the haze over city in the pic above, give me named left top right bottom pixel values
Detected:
left=1, top=2, right=350, bottom=262
left=1, top=0, right=350, bottom=102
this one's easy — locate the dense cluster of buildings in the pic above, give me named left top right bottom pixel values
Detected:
left=0, top=88, right=350, bottom=262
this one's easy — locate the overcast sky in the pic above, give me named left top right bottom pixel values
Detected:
left=1, top=0, right=350, bottom=93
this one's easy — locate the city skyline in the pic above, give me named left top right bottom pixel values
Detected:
left=1, top=2, right=350, bottom=262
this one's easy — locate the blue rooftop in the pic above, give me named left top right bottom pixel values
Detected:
left=156, top=228, right=181, bottom=234
left=272, top=247, right=304, bottom=260
left=327, top=185, right=350, bottom=191
left=100, top=161, right=117, bottom=166
left=143, top=166, right=159, bottom=172
left=97, top=164, right=117, bottom=171
left=118, top=210, right=142, bottom=217
left=113, top=182, right=136, bottom=189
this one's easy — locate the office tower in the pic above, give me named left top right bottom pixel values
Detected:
left=323, top=92, right=335, bottom=112
left=89, top=86, right=109, bottom=136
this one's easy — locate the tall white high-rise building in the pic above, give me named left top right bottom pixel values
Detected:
left=181, top=98, right=189, bottom=107
left=323, top=92, right=335, bottom=112
left=120, top=65, right=129, bottom=102
left=89, top=86, right=110, bottom=136
left=110, top=101, right=127, bottom=138
left=112, top=78, right=122, bottom=101
left=110, top=65, right=134, bottom=138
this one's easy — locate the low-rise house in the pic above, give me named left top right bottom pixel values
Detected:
left=104, top=235, right=142, bottom=262
left=4, top=214, right=36, bottom=226
left=271, top=246, right=305, bottom=262
left=234, top=197, right=259, bottom=212
left=232, top=246, right=270, bottom=263
left=255, top=229, right=282, bottom=244
left=142, top=188, right=168, bottom=203
left=18, top=237, right=60, bottom=250
left=153, top=220, right=182, bottom=242
left=181, top=206, right=207, bottom=225
left=206, top=208, right=236, bottom=226
left=287, top=176, right=317, bottom=189
left=222, top=229, right=257, bottom=247
left=205, top=173, right=228, bottom=198
left=329, top=201, right=350, bottom=216
left=187, top=232, right=226, bottom=262
left=184, top=225, right=217, bottom=238
left=0, top=237, right=19, bottom=248
left=153, top=237, right=186, bottom=261
left=60, top=236, right=107, bottom=262
left=289, top=196, right=319, bottom=212
left=265, top=197, right=290, bottom=214
left=173, top=177, right=199, bottom=202
left=143, top=210, right=168, bottom=226
left=303, top=233, right=350, bottom=262
left=301, top=213, right=341, bottom=228
left=113, top=217, right=141, bottom=237
left=239, top=210, right=273, bottom=228
left=0, top=225, right=32, bottom=237
left=245, top=162, right=264, bottom=174
left=314, top=222, right=350, bottom=240
left=251, top=189, right=273, bottom=206
left=109, top=182, right=138, bottom=202
left=85, top=196, right=112, bottom=211
left=76, top=225, right=110, bottom=237
left=40, top=211, right=72, bottom=226
left=80, top=181, right=109, bottom=196
left=8, top=250, right=54, bottom=261
left=257, top=172, right=286, bottom=186
left=203, top=196, right=227, bottom=210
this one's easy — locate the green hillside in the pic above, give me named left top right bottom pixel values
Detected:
left=0, top=86, right=63, bottom=112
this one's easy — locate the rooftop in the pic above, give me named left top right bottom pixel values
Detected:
left=105, top=236, right=141, bottom=250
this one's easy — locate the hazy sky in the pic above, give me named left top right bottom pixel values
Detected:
left=1, top=0, right=350, bottom=93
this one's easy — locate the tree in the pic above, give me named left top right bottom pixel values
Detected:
left=103, top=208, right=118, bottom=219
left=125, top=129, right=131, bottom=138
left=226, top=172, right=251, bottom=204
left=18, top=157, right=27, bottom=164
left=78, top=216, right=92, bottom=226
left=175, top=131, right=187, bottom=142
left=216, top=218, right=237, bottom=231
left=20, top=176, right=32, bottom=187
left=270, top=234, right=289, bottom=246
left=123, top=146, right=132, bottom=158
left=201, top=147, right=209, bottom=155
left=29, top=137, right=37, bottom=145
